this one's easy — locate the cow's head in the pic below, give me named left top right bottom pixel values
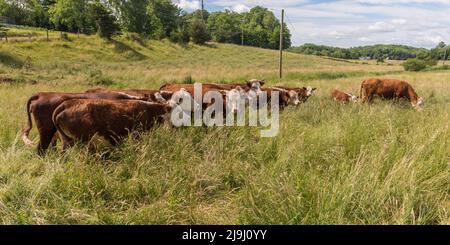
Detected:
left=347, top=93, right=359, bottom=103
left=154, top=92, right=167, bottom=103
left=305, top=86, right=317, bottom=97
left=297, top=86, right=317, bottom=103
left=167, top=88, right=201, bottom=113
left=413, top=97, right=424, bottom=111
left=246, top=79, right=265, bottom=93
left=281, top=90, right=300, bottom=106
left=226, top=86, right=248, bottom=113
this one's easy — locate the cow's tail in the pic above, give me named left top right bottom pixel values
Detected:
left=360, top=80, right=365, bottom=100
left=22, top=94, right=39, bottom=147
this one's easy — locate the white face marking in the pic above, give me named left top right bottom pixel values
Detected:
left=306, top=87, right=315, bottom=97
left=349, top=94, right=358, bottom=103
left=226, top=87, right=249, bottom=113
left=288, top=90, right=300, bottom=105
left=414, top=97, right=424, bottom=110
left=167, top=89, right=200, bottom=112
left=154, top=92, right=166, bottom=103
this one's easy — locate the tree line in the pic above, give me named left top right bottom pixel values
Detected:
left=289, top=43, right=450, bottom=61
left=0, top=0, right=291, bottom=49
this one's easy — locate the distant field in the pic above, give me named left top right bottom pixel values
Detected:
left=0, top=29, right=448, bottom=224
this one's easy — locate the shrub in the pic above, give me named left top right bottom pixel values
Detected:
left=403, top=59, right=436, bottom=71
left=182, top=75, right=195, bottom=84
left=190, top=19, right=210, bottom=45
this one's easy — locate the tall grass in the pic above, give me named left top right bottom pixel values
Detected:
left=0, top=28, right=448, bottom=224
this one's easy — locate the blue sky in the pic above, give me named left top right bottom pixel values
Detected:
left=172, top=0, right=450, bottom=48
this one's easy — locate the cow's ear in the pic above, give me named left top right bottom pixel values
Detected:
left=246, top=81, right=252, bottom=87
left=260, top=80, right=265, bottom=86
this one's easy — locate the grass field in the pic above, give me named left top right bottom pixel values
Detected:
left=0, top=31, right=449, bottom=224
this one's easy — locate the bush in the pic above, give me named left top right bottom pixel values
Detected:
left=403, top=59, right=436, bottom=71
left=190, top=19, right=210, bottom=45
left=169, top=29, right=190, bottom=45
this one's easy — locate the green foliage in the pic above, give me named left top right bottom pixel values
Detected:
left=89, top=1, right=119, bottom=39
left=289, top=43, right=428, bottom=60
left=207, top=10, right=242, bottom=44
left=49, top=0, right=93, bottom=33
left=403, top=59, right=437, bottom=71
left=190, top=19, right=210, bottom=45
left=147, top=0, right=181, bottom=38
left=429, top=42, right=449, bottom=61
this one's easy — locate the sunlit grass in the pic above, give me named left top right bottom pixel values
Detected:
left=0, top=28, right=448, bottom=224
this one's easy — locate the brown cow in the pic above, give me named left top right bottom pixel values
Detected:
left=22, top=92, right=146, bottom=154
left=273, top=86, right=317, bottom=103
left=250, top=87, right=299, bottom=109
left=360, top=78, right=424, bottom=110
left=331, top=89, right=358, bottom=103
left=159, top=79, right=265, bottom=94
left=85, top=88, right=173, bottom=102
left=52, top=99, right=172, bottom=150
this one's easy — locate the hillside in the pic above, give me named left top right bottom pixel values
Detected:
left=0, top=31, right=449, bottom=225
left=0, top=32, right=403, bottom=89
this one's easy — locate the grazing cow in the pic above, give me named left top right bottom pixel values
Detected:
left=52, top=99, right=172, bottom=150
left=250, top=87, right=300, bottom=109
left=331, top=89, right=358, bottom=103
left=159, top=79, right=265, bottom=94
left=360, top=78, right=424, bottom=110
left=273, top=86, right=317, bottom=103
left=22, top=92, right=146, bottom=154
left=85, top=88, right=173, bottom=103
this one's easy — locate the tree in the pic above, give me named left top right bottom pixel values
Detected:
left=49, top=0, right=93, bottom=33
left=89, top=1, right=119, bottom=39
left=190, top=18, right=210, bottom=45
left=147, top=0, right=181, bottom=38
left=108, top=0, right=150, bottom=34
left=207, top=10, right=242, bottom=44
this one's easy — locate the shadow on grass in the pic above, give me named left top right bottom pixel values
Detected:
left=0, top=51, right=24, bottom=68
left=110, top=39, right=147, bottom=60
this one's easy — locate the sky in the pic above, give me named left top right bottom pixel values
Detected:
left=172, top=0, right=450, bottom=48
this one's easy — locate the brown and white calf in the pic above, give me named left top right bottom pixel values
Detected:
left=22, top=92, right=146, bottom=154
left=360, top=78, right=424, bottom=110
left=331, top=89, right=358, bottom=103
left=52, top=99, right=172, bottom=150
left=273, top=86, right=317, bottom=103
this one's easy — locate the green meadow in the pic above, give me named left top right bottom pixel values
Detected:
left=0, top=31, right=448, bottom=224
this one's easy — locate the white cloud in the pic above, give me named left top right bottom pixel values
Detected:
left=358, top=37, right=371, bottom=42
left=368, top=22, right=395, bottom=32
left=174, top=0, right=450, bottom=48
left=232, top=4, right=250, bottom=13
left=392, top=19, right=407, bottom=25
left=175, top=0, right=201, bottom=11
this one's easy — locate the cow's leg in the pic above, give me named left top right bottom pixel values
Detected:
left=58, top=132, right=74, bottom=151
left=367, top=94, right=374, bottom=104
left=37, top=127, right=57, bottom=155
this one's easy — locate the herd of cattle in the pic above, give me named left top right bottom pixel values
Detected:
left=21, top=77, right=424, bottom=155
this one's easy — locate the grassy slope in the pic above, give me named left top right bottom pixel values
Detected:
left=0, top=32, right=449, bottom=224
